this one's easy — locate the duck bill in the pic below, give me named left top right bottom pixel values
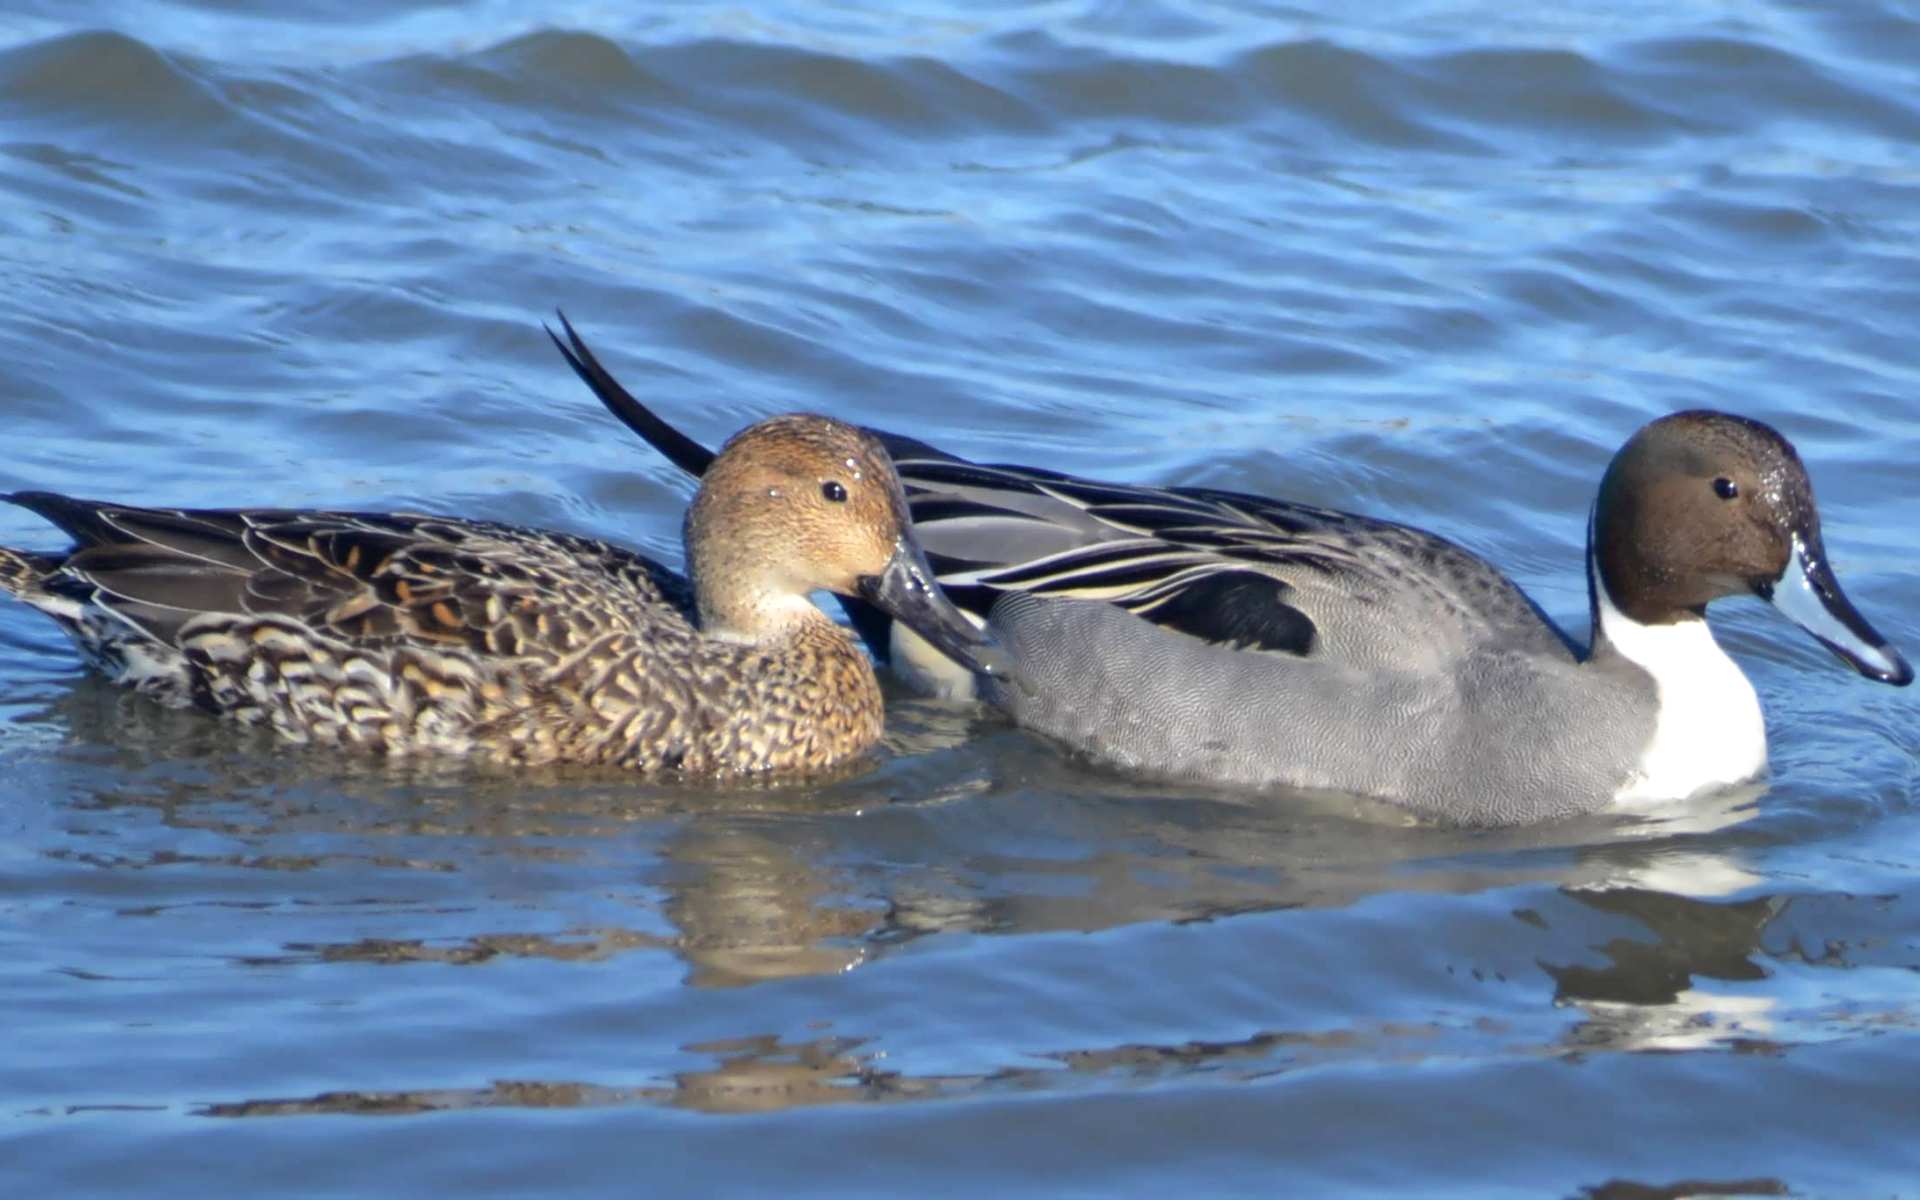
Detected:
left=858, top=537, right=1021, bottom=685
left=1759, top=533, right=1913, bottom=686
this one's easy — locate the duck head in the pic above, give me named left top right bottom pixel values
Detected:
left=686, top=413, right=1015, bottom=681
left=1592, top=409, right=1910, bottom=685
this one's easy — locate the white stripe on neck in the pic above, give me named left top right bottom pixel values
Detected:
left=1593, top=562, right=1768, bottom=806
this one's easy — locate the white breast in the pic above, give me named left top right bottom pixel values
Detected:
left=890, top=619, right=985, bottom=701
left=1595, top=576, right=1769, bottom=806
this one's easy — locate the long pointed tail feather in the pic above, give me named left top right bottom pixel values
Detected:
left=546, top=311, right=717, bottom=478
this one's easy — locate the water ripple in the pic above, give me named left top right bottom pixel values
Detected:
left=3, top=2, right=1920, bottom=1196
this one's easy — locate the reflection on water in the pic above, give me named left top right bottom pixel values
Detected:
left=1578, top=1179, right=1790, bottom=1200
left=38, top=696, right=1847, bottom=1123
left=1547, top=886, right=1781, bottom=1054
left=287, top=928, right=668, bottom=968
left=190, top=875, right=1823, bottom=1120
left=201, top=1033, right=926, bottom=1118
left=661, top=822, right=874, bottom=986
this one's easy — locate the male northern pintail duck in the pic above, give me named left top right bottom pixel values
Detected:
left=549, top=315, right=1911, bottom=824
left=0, top=410, right=1008, bottom=778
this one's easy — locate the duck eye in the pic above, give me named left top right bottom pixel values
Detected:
left=1712, top=477, right=1739, bottom=500
left=821, top=480, right=848, bottom=503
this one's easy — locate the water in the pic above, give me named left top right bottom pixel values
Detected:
left=4, top=2, right=1919, bottom=1195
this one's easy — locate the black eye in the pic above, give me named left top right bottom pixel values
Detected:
left=821, top=481, right=848, bottom=503
left=1713, top=477, right=1739, bottom=500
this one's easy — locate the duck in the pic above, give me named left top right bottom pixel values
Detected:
left=547, top=313, right=1912, bottom=824
left=0, top=409, right=1009, bottom=779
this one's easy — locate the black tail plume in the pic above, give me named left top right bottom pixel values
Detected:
left=546, top=311, right=716, bottom=478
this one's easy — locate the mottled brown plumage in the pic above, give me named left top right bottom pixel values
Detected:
left=0, top=414, right=1004, bottom=779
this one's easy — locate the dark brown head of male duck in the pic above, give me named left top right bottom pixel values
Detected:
left=1592, top=409, right=1911, bottom=685
left=687, top=414, right=1010, bottom=680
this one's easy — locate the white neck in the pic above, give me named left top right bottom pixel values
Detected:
left=1592, top=561, right=1768, bottom=806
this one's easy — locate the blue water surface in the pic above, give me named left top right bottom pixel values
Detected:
left=2, top=1, right=1918, bottom=1196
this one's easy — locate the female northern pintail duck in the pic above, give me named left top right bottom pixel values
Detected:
left=0, top=411, right=1007, bottom=778
left=550, top=315, right=1911, bottom=824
